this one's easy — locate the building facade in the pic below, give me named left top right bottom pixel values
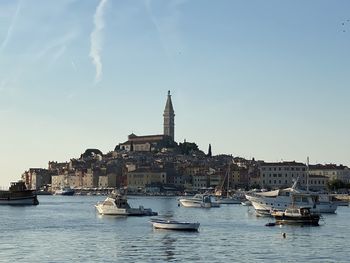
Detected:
left=260, top=161, right=307, bottom=189
left=309, top=164, right=350, bottom=183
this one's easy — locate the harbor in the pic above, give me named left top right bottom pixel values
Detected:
left=1, top=195, right=350, bottom=262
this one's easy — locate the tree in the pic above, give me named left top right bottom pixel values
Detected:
left=207, top=144, right=212, bottom=157
left=327, top=179, right=348, bottom=191
left=178, top=141, right=199, bottom=155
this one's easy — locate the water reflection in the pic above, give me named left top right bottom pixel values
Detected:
left=161, top=234, right=176, bottom=261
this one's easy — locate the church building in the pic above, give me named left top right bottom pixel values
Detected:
left=118, top=91, right=176, bottom=152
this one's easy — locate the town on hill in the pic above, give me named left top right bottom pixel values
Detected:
left=21, top=91, right=350, bottom=194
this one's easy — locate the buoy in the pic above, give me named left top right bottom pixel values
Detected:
left=282, top=233, right=286, bottom=238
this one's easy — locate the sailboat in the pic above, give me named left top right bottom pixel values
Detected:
left=215, top=161, right=242, bottom=204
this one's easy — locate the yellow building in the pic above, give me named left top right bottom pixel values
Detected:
left=127, top=169, right=167, bottom=191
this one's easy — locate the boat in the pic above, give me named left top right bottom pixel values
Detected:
left=95, top=191, right=158, bottom=216
left=0, top=181, right=39, bottom=205
left=271, top=206, right=320, bottom=226
left=241, top=200, right=252, bottom=206
left=245, top=180, right=337, bottom=215
left=214, top=160, right=242, bottom=204
left=150, top=218, right=200, bottom=231
left=54, top=187, right=75, bottom=196
left=216, top=196, right=242, bottom=204
left=178, top=194, right=220, bottom=208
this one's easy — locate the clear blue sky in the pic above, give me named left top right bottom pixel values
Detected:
left=0, top=0, right=349, bottom=187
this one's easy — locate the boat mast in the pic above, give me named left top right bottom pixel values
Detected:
left=227, top=162, right=230, bottom=198
left=306, top=157, right=309, bottom=192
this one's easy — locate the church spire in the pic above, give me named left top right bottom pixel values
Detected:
left=163, top=90, right=175, bottom=141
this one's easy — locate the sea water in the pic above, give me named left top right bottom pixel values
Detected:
left=0, top=196, right=349, bottom=262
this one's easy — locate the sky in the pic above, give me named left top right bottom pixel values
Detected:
left=0, top=0, right=349, bottom=187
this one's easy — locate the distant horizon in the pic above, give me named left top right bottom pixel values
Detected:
left=1, top=0, right=349, bottom=187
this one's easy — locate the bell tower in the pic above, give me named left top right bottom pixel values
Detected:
left=163, top=90, right=175, bottom=141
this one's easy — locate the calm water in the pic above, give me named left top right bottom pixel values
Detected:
left=0, top=196, right=349, bottom=263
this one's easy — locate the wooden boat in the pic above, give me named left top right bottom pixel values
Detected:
left=0, top=181, right=39, bottom=205
left=271, top=206, right=320, bottom=226
left=150, top=218, right=200, bottom=231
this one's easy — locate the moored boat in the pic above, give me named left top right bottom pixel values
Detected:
left=150, top=218, right=200, bottom=231
left=54, top=187, right=75, bottom=196
left=178, top=194, right=220, bottom=208
left=216, top=196, right=242, bottom=204
left=271, top=206, right=320, bottom=226
left=241, top=200, right=252, bottom=206
left=0, top=181, right=39, bottom=205
left=95, top=191, right=157, bottom=216
left=245, top=180, right=337, bottom=215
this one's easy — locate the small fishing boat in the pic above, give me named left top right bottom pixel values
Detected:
left=271, top=206, right=320, bottom=226
left=150, top=218, right=200, bottom=231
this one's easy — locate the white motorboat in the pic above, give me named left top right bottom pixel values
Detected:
left=178, top=194, right=220, bottom=208
left=245, top=182, right=337, bottom=215
left=241, top=200, right=252, bottom=206
left=150, top=218, right=200, bottom=231
left=95, top=191, right=157, bottom=216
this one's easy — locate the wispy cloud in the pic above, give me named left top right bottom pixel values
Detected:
left=89, top=0, right=108, bottom=84
left=145, top=0, right=186, bottom=57
left=34, top=30, right=77, bottom=61
left=0, top=0, right=22, bottom=52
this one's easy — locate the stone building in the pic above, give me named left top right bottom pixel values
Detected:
left=127, top=169, right=167, bottom=192
left=117, top=91, right=176, bottom=152
left=259, top=161, right=307, bottom=189
left=309, top=164, right=350, bottom=183
left=22, top=168, right=51, bottom=190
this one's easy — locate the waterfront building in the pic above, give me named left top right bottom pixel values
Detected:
left=192, top=173, right=209, bottom=190
left=259, top=161, right=307, bottom=189
left=126, top=169, right=167, bottom=192
left=308, top=174, right=329, bottom=191
left=98, top=175, right=108, bottom=188
left=22, top=168, right=51, bottom=190
left=309, top=164, right=350, bottom=183
left=209, top=172, right=222, bottom=189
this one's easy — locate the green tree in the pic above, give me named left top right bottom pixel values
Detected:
left=178, top=141, right=199, bottom=155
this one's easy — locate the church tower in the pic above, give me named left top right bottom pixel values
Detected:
left=163, top=90, right=175, bottom=141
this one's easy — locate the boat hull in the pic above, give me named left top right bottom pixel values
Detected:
left=0, top=195, right=39, bottom=205
left=95, top=204, right=129, bottom=215
left=216, top=198, right=241, bottom=204
left=273, top=215, right=320, bottom=226
left=246, top=194, right=337, bottom=214
left=178, top=199, right=211, bottom=208
left=151, top=219, right=199, bottom=231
